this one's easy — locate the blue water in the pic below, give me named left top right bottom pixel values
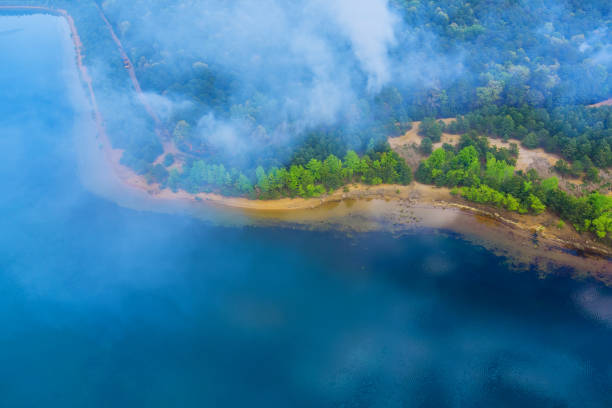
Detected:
left=1, top=14, right=611, bottom=408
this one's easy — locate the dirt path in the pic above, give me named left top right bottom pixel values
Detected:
left=388, top=119, right=564, bottom=174
left=387, top=118, right=458, bottom=149
left=388, top=120, right=592, bottom=190
left=94, top=3, right=165, bottom=135
left=589, top=98, right=612, bottom=107
left=487, top=138, right=561, bottom=172
left=388, top=119, right=459, bottom=169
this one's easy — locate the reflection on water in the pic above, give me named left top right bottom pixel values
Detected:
left=1, top=14, right=611, bottom=408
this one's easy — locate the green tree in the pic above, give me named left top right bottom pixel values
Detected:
left=167, top=169, right=181, bottom=192
left=484, top=153, right=514, bottom=189
left=420, top=137, right=433, bottom=154
left=528, top=194, right=546, bottom=214
left=344, top=150, right=360, bottom=179
left=255, top=166, right=270, bottom=195
left=592, top=213, right=612, bottom=238
left=306, top=159, right=323, bottom=182
left=418, top=118, right=443, bottom=142
left=321, top=155, right=344, bottom=190
left=523, top=132, right=539, bottom=149
left=540, top=177, right=559, bottom=193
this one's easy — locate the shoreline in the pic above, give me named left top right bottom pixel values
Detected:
left=2, top=6, right=611, bottom=283
left=111, top=172, right=612, bottom=283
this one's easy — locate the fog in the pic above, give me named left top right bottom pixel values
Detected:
left=1, top=11, right=612, bottom=407
left=96, top=0, right=466, bottom=164
left=88, top=0, right=612, bottom=171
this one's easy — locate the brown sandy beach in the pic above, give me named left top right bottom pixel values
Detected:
left=123, top=180, right=612, bottom=284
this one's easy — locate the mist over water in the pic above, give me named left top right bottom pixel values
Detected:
left=1, top=14, right=612, bottom=408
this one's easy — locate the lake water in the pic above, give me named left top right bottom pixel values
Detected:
left=1, top=14, right=611, bottom=407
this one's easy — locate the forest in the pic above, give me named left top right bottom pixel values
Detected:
left=415, top=133, right=612, bottom=239
left=91, top=0, right=611, bottom=184
left=446, top=105, right=612, bottom=171
left=3, top=0, right=611, bottom=241
left=163, top=147, right=412, bottom=200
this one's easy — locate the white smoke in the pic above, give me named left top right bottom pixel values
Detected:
left=316, top=0, right=399, bottom=92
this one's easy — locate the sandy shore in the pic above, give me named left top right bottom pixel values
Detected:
left=106, top=165, right=612, bottom=284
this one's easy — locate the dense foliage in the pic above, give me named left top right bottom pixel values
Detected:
left=163, top=148, right=412, bottom=199
left=447, top=105, right=612, bottom=170
left=390, top=0, right=612, bottom=115
left=95, top=0, right=611, bottom=178
left=416, top=135, right=612, bottom=239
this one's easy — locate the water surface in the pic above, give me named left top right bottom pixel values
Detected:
left=0, top=14, right=611, bottom=408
